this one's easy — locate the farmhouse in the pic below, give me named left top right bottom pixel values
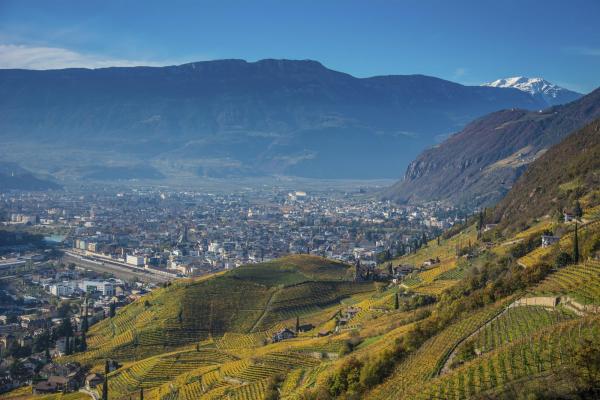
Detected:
left=541, top=235, right=560, bottom=248
left=271, top=327, right=295, bottom=343
left=563, top=212, right=576, bottom=222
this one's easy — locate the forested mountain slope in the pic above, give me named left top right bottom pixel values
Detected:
left=384, top=88, right=600, bottom=208
left=494, top=118, right=600, bottom=232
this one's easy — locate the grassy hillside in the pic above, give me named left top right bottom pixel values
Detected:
left=65, top=255, right=367, bottom=366
left=495, top=118, right=600, bottom=233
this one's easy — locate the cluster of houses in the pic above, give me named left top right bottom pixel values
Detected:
left=31, top=362, right=108, bottom=395
left=3, top=187, right=453, bottom=279
left=0, top=266, right=143, bottom=394
left=0, top=357, right=105, bottom=394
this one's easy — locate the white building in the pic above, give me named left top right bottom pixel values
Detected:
left=78, top=280, right=115, bottom=296
left=541, top=235, right=560, bottom=248
left=49, top=283, right=76, bottom=297
left=126, top=254, right=145, bottom=266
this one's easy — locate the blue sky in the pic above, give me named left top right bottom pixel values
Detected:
left=1, top=0, right=599, bottom=92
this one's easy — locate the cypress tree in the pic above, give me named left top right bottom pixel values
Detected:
left=103, top=360, right=109, bottom=400
left=573, top=222, right=580, bottom=263
left=81, top=330, right=87, bottom=351
left=477, top=210, right=485, bottom=231
left=394, top=293, right=399, bottom=310
left=82, top=298, right=89, bottom=333
left=295, top=316, right=300, bottom=333
left=65, top=337, right=71, bottom=355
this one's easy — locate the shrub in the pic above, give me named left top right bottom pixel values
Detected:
left=555, top=252, right=572, bottom=268
left=327, top=357, right=363, bottom=396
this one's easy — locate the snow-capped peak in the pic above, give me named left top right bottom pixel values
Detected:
left=484, top=76, right=562, bottom=97
left=483, top=76, right=582, bottom=106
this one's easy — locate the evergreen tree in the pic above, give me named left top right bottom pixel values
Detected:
left=82, top=312, right=88, bottom=333
left=81, top=330, right=87, bottom=351
left=557, top=207, right=565, bottom=223
left=421, top=232, right=427, bottom=247
left=437, top=236, right=440, bottom=246
left=58, top=317, right=74, bottom=338
left=109, top=302, right=116, bottom=318
left=295, top=316, right=300, bottom=333
left=140, top=388, right=144, bottom=400
left=574, top=222, right=580, bottom=263
left=65, top=337, right=71, bottom=355
left=82, top=298, right=89, bottom=333
left=477, top=210, right=484, bottom=231
left=394, top=293, right=399, bottom=310
left=396, top=243, right=404, bottom=256
left=102, top=360, right=109, bottom=400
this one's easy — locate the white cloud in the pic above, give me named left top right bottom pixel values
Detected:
left=564, top=46, right=600, bottom=57
left=0, top=44, right=182, bottom=70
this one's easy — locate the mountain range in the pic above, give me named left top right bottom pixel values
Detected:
left=383, top=87, right=600, bottom=208
left=483, top=76, right=581, bottom=107
left=0, top=59, right=571, bottom=181
left=0, top=162, right=61, bottom=191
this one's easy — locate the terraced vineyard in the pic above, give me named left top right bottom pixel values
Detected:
left=435, top=267, right=466, bottom=281
left=412, top=316, right=600, bottom=400
left=395, top=224, right=480, bottom=297
left=67, top=256, right=367, bottom=367
left=123, top=350, right=324, bottom=400
left=0, top=388, right=88, bottom=400
left=256, top=281, right=375, bottom=330
left=368, top=298, right=512, bottom=399
left=414, top=279, right=461, bottom=295
left=53, top=256, right=392, bottom=400
left=460, top=306, right=574, bottom=356
left=518, top=246, right=552, bottom=268
left=513, top=219, right=555, bottom=240
left=518, top=220, right=600, bottom=268
left=532, top=259, right=600, bottom=304
left=418, top=260, right=457, bottom=283
left=583, top=204, right=600, bottom=220
left=400, top=275, right=422, bottom=287
left=394, top=224, right=478, bottom=268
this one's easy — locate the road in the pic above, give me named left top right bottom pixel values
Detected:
left=79, top=388, right=99, bottom=400
left=62, top=253, right=171, bottom=284
left=250, top=288, right=280, bottom=333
